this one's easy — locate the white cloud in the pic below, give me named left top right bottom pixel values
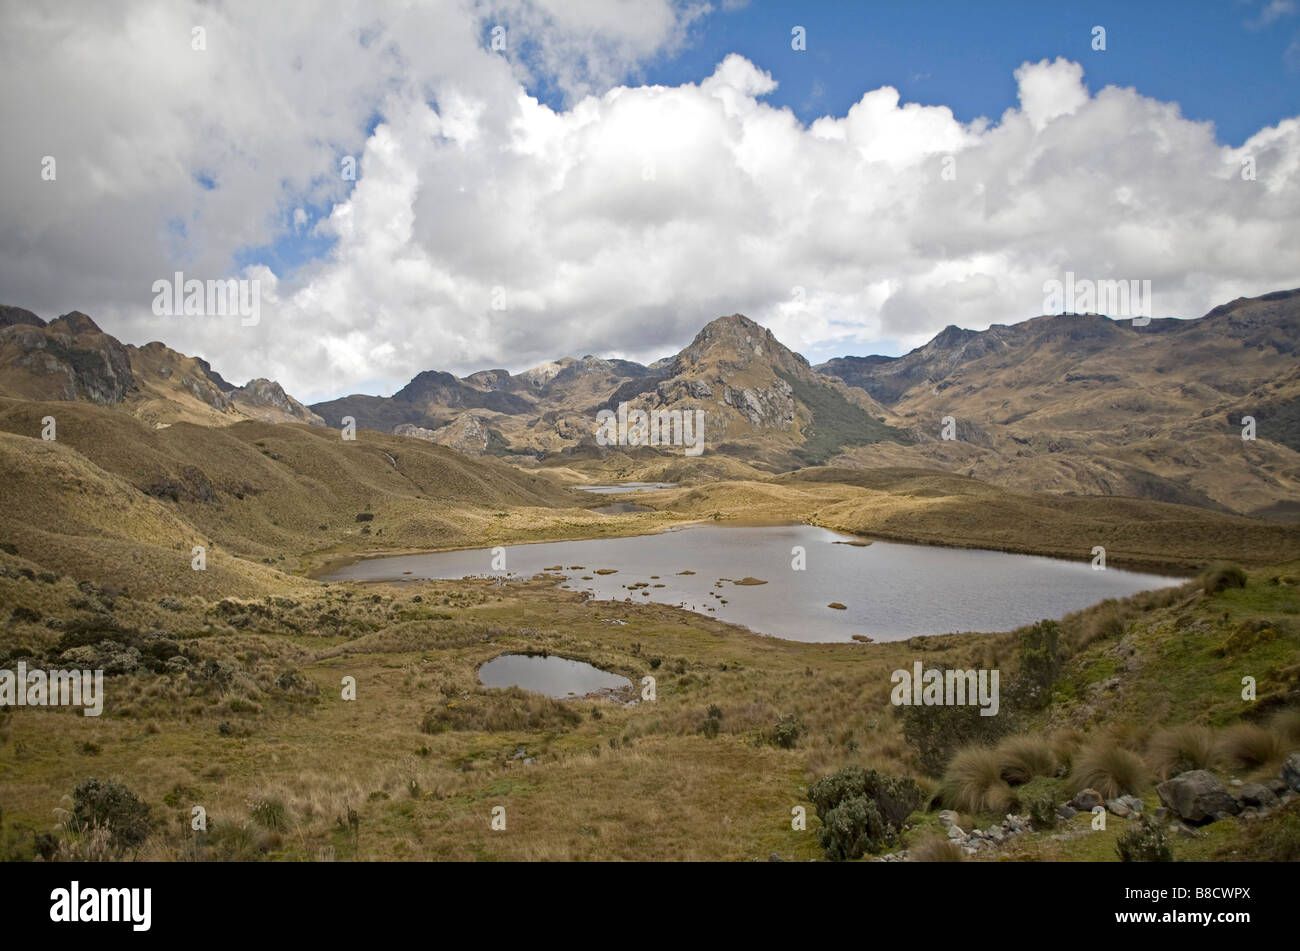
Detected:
left=2, top=3, right=1298, bottom=404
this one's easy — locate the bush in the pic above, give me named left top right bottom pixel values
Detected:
left=1024, top=791, right=1059, bottom=831
left=898, top=702, right=1012, bottom=777
left=70, top=778, right=151, bottom=856
left=1116, top=814, right=1173, bottom=862
left=808, top=766, right=922, bottom=861
left=1070, top=743, right=1146, bottom=799
left=1147, top=724, right=1218, bottom=779
left=1013, top=619, right=1062, bottom=708
left=1200, top=562, right=1247, bottom=595
left=767, top=714, right=804, bottom=750
left=249, top=796, right=289, bottom=830
left=940, top=747, right=1015, bottom=815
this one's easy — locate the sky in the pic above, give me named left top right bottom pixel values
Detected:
left=1, top=0, right=1298, bottom=404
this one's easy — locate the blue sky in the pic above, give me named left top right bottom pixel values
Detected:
left=639, top=0, right=1297, bottom=148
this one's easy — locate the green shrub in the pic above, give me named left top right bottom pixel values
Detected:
left=1012, top=619, right=1061, bottom=708
left=70, top=778, right=151, bottom=855
left=898, top=701, right=1012, bottom=777
left=808, top=766, right=922, bottom=861
left=1116, top=814, right=1173, bottom=862
left=767, top=714, right=804, bottom=749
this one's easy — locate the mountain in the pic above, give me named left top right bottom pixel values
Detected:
left=815, top=289, right=1300, bottom=517
left=312, top=313, right=910, bottom=468
left=0, top=308, right=323, bottom=427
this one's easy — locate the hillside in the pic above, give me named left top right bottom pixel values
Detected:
left=817, top=289, right=1300, bottom=517
left=0, top=307, right=323, bottom=428
left=0, top=399, right=590, bottom=597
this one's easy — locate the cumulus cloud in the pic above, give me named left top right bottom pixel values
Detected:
left=2, top=1, right=1298, bottom=403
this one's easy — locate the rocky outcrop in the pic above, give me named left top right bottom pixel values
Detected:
left=232, top=378, right=325, bottom=425
left=1156, top=770, right=1240, bottom=824
left=0, top=311, right=134, bottom=403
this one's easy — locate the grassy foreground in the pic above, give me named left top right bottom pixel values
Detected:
left=1, top=543, right=1297, bottom=861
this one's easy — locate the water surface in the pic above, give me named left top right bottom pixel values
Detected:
left=574, top=482, right=676, bottom=494
left=478, top=653, right=631, bottom=699
left=323, top=523, right=1182, bottom=643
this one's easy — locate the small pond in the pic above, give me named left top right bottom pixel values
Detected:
left=478, top=653, right=632, bottom=699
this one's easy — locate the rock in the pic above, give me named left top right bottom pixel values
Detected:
left=938, top=810, right=959, bottom=830
left=1071, top=788, right=1104, bottom=811
left=1157, top=770, right=1240, bottom=824
left=1056, top=804, right=1078, bottom=820
left=946, top=826, right=965, bottom=840
left=1118, top=794, right=1145, bottom=815
left=1237, top=783, right=1279, bottom=810
left=1283, top=753, right=1300, bottom=793
left=1175, top=823, right=1202, bottom=839
left=1106, top=798, right=1133, bottom=818
left=1267, top=777, right=1288, bottom=796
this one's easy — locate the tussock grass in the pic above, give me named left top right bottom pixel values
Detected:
left=909, top=837, right=965, bottom=862
left=1146, top=724, right=1219, bottom=779
left=941, top=747, right=1015, bottom=815
left=1215, top=724, right=1293, bottom=774
left=995, top=735, right=1057, bottom=785
left=1070, top=742, right=1147, bottom=799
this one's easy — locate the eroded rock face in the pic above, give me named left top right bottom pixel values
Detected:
left=1, top=313, right=135, bottom=403
left=721, top=380, right=796, bottom=428
left=1156, top=770, right=1240, bottom=824
left=396, top=413, right=493, bottom=456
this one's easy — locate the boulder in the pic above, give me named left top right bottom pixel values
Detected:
left=1237, top=783, right=1279, bottom=810
left=1071, top=788, right=1104, bottom=811
left=1157, top=770, right=1240, bottom=824
left=1283, top=754, right=1300, bottom=793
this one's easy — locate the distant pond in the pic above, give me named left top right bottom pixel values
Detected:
left=478, top=654, right=631, bottom=699
left=320, top=523, right=1183, bottom=643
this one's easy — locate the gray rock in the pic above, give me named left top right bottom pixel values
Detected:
left=938, top=809, right=959, bottom=830
left=1107, top=798, right=1132, bottom=818
left=1237, top=783, right=1279, bottom=810
left=1157, top=770, right=1240, bottom=824
left=1072, top=788, right=1104, bottom=811
left=946, top=825, right=965, bottom=840
left=1056, top=804, right=1078, bottom=820
left=1283, top=753, right=1300, bottom=793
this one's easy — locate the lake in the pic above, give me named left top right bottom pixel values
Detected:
left=320, top=523, right=1183, bottom=643
left=574, top=482, right=676, bottom=494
